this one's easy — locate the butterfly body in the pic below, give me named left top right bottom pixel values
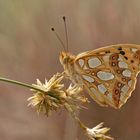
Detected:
left=60, top=52, right=83, bottom=85
left=60, top=44, right=140, bottom=109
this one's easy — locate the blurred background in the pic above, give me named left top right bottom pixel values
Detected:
left=0, top=0, right=140, bottom=140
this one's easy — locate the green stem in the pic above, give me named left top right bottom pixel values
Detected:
left=0, top=77, right=45, bottom=93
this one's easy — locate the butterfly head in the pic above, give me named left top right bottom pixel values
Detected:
left=59, top=51, right=77, bottom=80
left=59, top=51, right=75, bottom=66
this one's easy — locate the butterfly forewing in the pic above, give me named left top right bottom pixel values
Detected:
left=75, top=44, right=140, bottom=108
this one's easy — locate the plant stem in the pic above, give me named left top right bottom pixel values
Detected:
left=0, top=77, right=45, bottom=93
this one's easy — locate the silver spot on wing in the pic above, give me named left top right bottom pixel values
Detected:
left=82, top=75, right=95, bottom=83
left=97, top=84, right=107, bottom=94
left=121, top=85, right=129, bottom=93
left=120, top=85, right=130, bottom=103
left=88, top=57, right=101, bottom=68
left=128, top=80, right=132, bottom=87
left=78, top=59, right=84, bottom=67
left=118, top=61, right=128, bottom=68
left=97, top=71, right=114, bottom=81
left=122, top=69, right=132, bottom=77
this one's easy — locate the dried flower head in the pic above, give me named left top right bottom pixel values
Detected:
left=86, top=123, right=114, bottom=140
left=28, top=73, right=87, bottom=116
left=28, top=73, right=66, bottom=116
left=74, top=117, right=113, bottom=140
left=64, top=84, right=88, bottom=115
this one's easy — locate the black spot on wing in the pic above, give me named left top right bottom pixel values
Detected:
left=120, top=51, right=125, bottom=55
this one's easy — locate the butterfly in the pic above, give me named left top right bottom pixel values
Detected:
left=59, top=44, right=140, bottom=109
left=52, top=17, right=140, bottom=109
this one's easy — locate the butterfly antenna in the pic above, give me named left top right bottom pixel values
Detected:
left=62, top=16, right=69, bottom=52
left=51, top=27, right=66, bottom=51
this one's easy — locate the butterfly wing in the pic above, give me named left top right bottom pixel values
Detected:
left=75, top=44, right=140, bottom=109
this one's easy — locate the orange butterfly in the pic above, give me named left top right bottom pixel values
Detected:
left=60, top=44, right=140, bottom=109
left=52, top=17, right=140, bottom=109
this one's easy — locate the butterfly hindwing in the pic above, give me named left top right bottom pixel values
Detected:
left=75, top=44, right=140, bottom=108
